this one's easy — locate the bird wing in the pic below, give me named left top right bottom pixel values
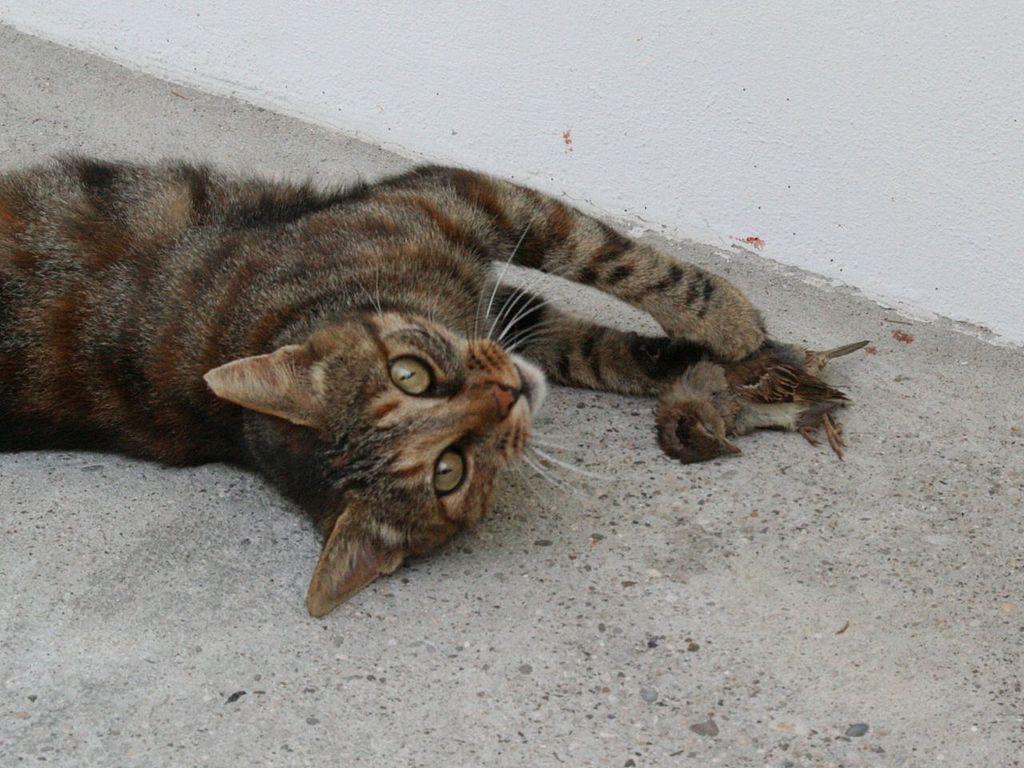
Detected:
left=727, top=359, right=849, bottom=404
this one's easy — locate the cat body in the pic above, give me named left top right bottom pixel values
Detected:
left=0, top=158, right=764, bottom=614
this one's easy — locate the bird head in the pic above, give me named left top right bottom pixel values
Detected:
left=656, top=398, right=741, bottom=464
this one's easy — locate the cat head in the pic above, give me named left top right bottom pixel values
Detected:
left=204, top=310, right=546, bottom=616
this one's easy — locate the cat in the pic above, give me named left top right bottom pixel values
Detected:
left=0, top=157, right=765, bottom=616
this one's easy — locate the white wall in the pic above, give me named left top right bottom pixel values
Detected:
left=3, top=1, right=1022, bottom=343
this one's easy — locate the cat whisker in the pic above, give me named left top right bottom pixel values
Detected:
left=528, top=445, right=610, bottom=480
left=373, top=265, right=390, bottom=316
left=490, top=284, right=537, bottom=333
left=485, top=218, right=535, bottom=340
left=519, top=451, right=589, bottom=499
left=486, top=252, right=591, bottom=347
left=498, top=311, right=566, bottom=349
left=348, top=269, right=385, bottom=317
left=503, top=317, right=560, bottom=343
left=472, top=282, right=487, bottom=340
left=486, top=287, right=527, bottom=343
left=492, top=280, right=558, bottom=331
left=484, top=218, right=580, bottom=343
left=494, top=297, right=554, bottom=346
left=509, top=461, right=548, bottom=508
left=519, top=451, right=557, bottom=485
left=487, top=258, right=582, bottom=339
left=503, top=323, right=561, bottom=353
left=529, top=437, right=578, bottom=453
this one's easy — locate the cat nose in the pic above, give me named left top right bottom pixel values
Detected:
left=489, top=383, right=520, bottom=419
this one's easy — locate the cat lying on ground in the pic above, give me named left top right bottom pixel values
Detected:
left=0, top=158, right=765, bottom=615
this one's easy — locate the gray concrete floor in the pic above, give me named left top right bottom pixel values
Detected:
left=1, top=26, right=1022, bottom=768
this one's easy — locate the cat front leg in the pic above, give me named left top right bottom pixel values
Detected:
left=490, top=286, right=713, bottom=396
left=549, top=235, right=767, bottom=362
left=628, top=248, right=766, bottom=362
left=361, top=165, right=766, bottom=360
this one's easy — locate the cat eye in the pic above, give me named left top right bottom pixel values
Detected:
left=389, top=356, right=433, bottom=395
left=433, top=448, right=466, bottom=495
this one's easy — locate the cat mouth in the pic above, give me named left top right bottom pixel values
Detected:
left=512, top=355, right=547, bottom=416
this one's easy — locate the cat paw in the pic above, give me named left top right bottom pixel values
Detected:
left=657, top=275, right=765, bottom=362
left=699, top=279, right=766, bottom=361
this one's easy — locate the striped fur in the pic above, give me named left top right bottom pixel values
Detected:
left=0, top=157, right=765, bottom=614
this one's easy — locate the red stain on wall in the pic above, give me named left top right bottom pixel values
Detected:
left=562, top=129, right=573, bottom=153
left=891, top=330, right=915, bottom=344
left=731, top=235, right=765, bottom=250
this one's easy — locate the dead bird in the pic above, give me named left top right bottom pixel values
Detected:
left=656, top=340, right=869, bottom=463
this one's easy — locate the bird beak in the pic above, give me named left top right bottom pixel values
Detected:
left=694, top=422, right=743, bottom=459
left=718, top=438, right=742, bottom=456
left=709, top=425, right=741, bottom=456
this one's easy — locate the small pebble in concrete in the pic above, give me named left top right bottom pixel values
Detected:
left=690, top=718, right=719, bottom=737
left=640, top=687, right=658, bottom=703
left=845, top=723, right=869, bottom=737
left=225, top=691, right=246, bottom=704
left=518, top=663, right=533, bottom=674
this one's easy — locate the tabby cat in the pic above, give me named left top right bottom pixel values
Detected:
left=0, top=158, right=765, bottom=616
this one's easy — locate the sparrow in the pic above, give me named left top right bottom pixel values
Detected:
left=656, top=339, right=869, bottom=464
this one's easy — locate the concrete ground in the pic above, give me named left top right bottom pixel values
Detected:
left=1, top=26, right=1022, bottom=768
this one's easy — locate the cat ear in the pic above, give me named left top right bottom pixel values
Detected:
left=204, top=343, right=325, bottom=427
left=306, top=505, right=405, bottom=617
